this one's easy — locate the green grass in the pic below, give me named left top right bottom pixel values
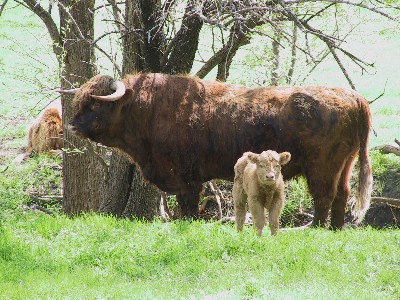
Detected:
left=0, top=214, right=399, bottom=299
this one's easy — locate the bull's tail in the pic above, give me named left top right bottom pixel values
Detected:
left=351, top=98, right=373, bottom=223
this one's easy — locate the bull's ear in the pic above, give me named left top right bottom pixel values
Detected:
left=279, top=152, right=291, bottom=165
left=247, top=153, right=259, bottom=164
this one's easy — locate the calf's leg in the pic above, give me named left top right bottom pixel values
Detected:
left=248, top=197, right=266, bottom=236
left=269, top=193, right=285, bottom=235
left=233, top=184, right=247, bottom=232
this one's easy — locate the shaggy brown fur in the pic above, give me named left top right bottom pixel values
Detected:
left=27, top=107, right=63, bottom=154
left=234, top=150, right=291, bottom=236
left=68, top=73, right=373, bottom=228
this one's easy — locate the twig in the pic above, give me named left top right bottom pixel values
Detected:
left=281, top=220, right=313, bottom=231
left=93, top=44, right=122, bottom=77
left=160, top=192, right=172, bottom=221
left=328, top=45, right=356, bottom=89
left=369, top=80, right=387, bottom=105
left=395, top=139, right=400, bottom=148
left=283, top=0, right=397, bottom=21
left=30, top=204, right=55, bottom=215
left=208, top=180, right=224, bottom=219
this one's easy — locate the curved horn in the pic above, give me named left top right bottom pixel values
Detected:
left=55, top=88, right=80, bottom=95
left=90, top=81, right=126, bottom=101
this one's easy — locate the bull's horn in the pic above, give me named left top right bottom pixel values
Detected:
left=91, top=81, right=126, bottom=101
left=55, top=88, right=80, bottom=94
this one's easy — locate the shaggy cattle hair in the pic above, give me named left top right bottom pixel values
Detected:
left=27, top=107, right=63, bottom=154
left=63, top=72, right=373, bottom=228
left=233, top=150, right=291, bottom=236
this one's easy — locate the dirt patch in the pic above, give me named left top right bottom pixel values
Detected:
left=363, top=202, right=400, bottom=228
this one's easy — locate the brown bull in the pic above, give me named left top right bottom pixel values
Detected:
left=58, top=73, right=372, bottom=228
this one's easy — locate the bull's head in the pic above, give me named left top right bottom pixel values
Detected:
left=56, top=75, right=126, bottom=145
left=248, top=150, right=291, bottom=185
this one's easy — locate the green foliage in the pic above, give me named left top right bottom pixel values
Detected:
left=0, top=154, right=62, bottom=223
left=282, top=177, right=313, bottom=224
left=369, top=150, right=400, bottom=196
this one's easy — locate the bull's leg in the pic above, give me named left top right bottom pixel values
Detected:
left=176, top=185, right=202, bottom=219
left=331, top=157, right=354, bottom=229
left=248, top=197, right=266, bottom=236
left=306, top=171, right=340, bottom=228
left=233, top=184, right=247, bottom=232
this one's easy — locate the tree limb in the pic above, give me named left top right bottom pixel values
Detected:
left=371, top=197, right=400, bottom=208
left=284, top=0, right=398, bottom=21
left=0, top=0, right=9, bottom=16
left=21, top=0, right=63, bottom=60
left=372, top=144, right=400, bottom=156
left=328, top=44, right=356, bottom=89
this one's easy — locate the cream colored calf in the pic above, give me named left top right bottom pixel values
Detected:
left=233, top=150, right=291, bottom=236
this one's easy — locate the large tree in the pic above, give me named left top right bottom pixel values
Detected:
left=9, top=0, right=399, bottom=218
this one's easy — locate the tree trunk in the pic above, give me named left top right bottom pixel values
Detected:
left=162, top=0, right=203, bottom=75
left=59, top=0, right=107, bottom=214
left=100, top=0, right=161, bottom=219
left=270, top=32, right=282, bottom=86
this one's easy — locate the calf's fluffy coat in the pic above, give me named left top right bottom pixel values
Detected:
left=234, top=150, right=291, bottom=236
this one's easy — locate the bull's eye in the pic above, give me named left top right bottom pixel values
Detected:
left=91, top=103, right=100, bottom=110
left=92, top=121, right=100, bottom=130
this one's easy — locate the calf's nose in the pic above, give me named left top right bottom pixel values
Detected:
left=266, top=173, right=275, bottom=180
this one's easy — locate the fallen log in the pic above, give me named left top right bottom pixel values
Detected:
left=370, top=197, right=400, bottom=208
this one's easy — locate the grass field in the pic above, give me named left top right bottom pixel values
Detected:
left=1, top=212, right=400, bottom=299
left=1, top=3, right=400, bottom=300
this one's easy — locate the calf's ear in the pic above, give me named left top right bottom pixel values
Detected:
left=247, top=153, right=259, bottom=164
left=279, top=152, right=291, bottom=165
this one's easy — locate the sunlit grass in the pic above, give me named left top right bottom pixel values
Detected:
left=1, top=214, right=399, bottom=299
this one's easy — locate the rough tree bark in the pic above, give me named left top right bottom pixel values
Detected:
left=162, top=0, right=203, bottom=75
left=100, top=0, right=161, bottom=220
left=58, top=0, right=108, bottom=214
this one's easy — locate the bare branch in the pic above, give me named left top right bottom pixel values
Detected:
left=284, top=0, right=398, bottom=21
left=328, top=44, right=356, bottom=89
left=57, top=1, right=86, bottom=41
left=0, top=0, right=9, bottom=16
left=94, top=44, right=122, bottom=77
left=20, top=0, right=62, bottom=60
left=371, top=197, right=400, bottom=207
left=287, top=22, right=297, bottom=84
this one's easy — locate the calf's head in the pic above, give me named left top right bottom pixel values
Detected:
left=248, top=150, right=291, bottom=185
left=57, top=75, right=126, bottom=145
